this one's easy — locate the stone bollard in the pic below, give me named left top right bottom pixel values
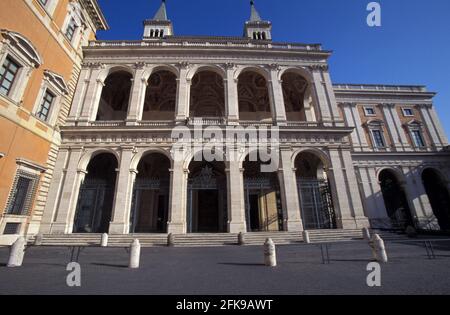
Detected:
left=129, top=239, right=141, bottom=269
left=370, top=234, right=388, bottom=263
left=101, top=233, right=108, bottom=247
left=167, top=233, right=175, bottom=247
left=264, top=238, right=277, bottom=267
left=34, top=233, right=43, bottom=246
left=362, top=227, right=371, bottom=241
left=7, top=237, right=26, bottom=268
left=302, top=230, right=311, bottom=244
left=238, top=232, right=245, bottom=246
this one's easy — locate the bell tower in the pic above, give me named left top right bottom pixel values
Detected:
left=143, top=0, right=173, bottom=39
left=244, top=1, right=272, bottom=40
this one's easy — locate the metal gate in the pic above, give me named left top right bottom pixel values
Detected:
left=297, top=179, right=336, bottom=230
left=73, top=179, right=114, bottom=233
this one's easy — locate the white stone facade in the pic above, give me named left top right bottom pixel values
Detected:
left=38, top=4, right=450, bottom=236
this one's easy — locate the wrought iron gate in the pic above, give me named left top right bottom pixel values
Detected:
left=297, top=179, right=336, bottom=230
left=73, top=179, right=114, bottom=233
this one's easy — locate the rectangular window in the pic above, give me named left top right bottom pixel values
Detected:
left=0, top=57, right=20, bottom=97
left=371, top=129, right=386, bottom=148
left=36, top=90, right=55, bottom=121
left=3, top=223, right=21, bottom=235
left=411, top=130, right=425, bottom=148
left=403, top=108, right=414, bottom=116
left=364, top=107, right=376, bottom=116
left=6, top=173, right=38, bottom=216
left=65, top=18, right=77, bottom=41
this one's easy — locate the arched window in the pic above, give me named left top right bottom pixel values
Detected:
left=143, top=70, right=177, bottom=120
left=97, top=70, right=133, bottom=121
left=281, top=72, right=316, bottom=122
left=150, top=29, right=154, bottom=37
left=253, top=32, right=257, bottom=40
left=160, top=29, right=164, bottom=37
left=262, top=32, right=267, bottom=40
left=237, top=70, right=272, bottom=122
left=0, top=30, right=42, bottom=102
left=190, top=70, right=225, bottom=117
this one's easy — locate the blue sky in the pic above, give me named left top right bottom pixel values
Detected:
left=97, top=0, right=450, bottom=137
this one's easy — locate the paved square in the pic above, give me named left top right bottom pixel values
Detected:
left=1, top=241, right=449, bottom=295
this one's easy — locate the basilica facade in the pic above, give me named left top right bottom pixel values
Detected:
left=38, top=1, right=450, bottom=237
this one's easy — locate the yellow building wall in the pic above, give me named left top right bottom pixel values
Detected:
left=0, top=0, right=104, bottom=231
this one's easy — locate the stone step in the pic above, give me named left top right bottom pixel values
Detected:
left=29, top=229, right=372, bottom=247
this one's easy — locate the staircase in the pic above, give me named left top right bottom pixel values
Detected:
left=307, top=229, right=364, bottom=243
left=27, top=229, right=369, bottom=248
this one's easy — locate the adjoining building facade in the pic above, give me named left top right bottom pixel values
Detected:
left=33, top=1, right=450, bottom=236
left=0, top=0, right=108, bottom=244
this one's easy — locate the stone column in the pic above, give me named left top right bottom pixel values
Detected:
left=78, top=67, right=105, bottom=125
left=40, top=149, right=70, bottom=233
left=51, top=149, right=86, bottom=234
left=390, top=105, right=411, bottom=151
left=109, top=148, right=135, bottom=234
left=126, top=65, right=147, bottom=126
left=428, top=105, right=449, bottom=146
left=342, top=103, right=362, bottom=152
left=226, top=159, right=246, bottom=233
left=340, top=149, right=369, bottom=227
left=175, top=62, right=191, bottom=123
left=419, top=104, right=447, bottom=149
left=328, top=149, right=367, bottom=229
left=66, top=67, right=90, bottom=125
left=267, top=65, right=287, bottom=125
left=278, top=149, right=303, bottom=232
left=322, top=70, right=344, bottom=126
left=381, top=104, right=402, bottom=151
left=310, top=67, right=332, bottom=126
left=224, top=64, right=239, bottom=124
left=400, top=166, right=436, bottom=229
left=358, top=167, right=389, bottom=227
left=168, top=160, right=187, bottom=234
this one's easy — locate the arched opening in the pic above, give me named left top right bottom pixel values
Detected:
left=295, top=152, right=336, bottom=230
left=187, top=157, right=228, bottom=233
left=130, top=153, right=170, bottom=233
left=379, top=169, right=414, bottom=229
left=97, top=71, right=132, bottom=121
left=238, top=71, right=272, bottom=122
left=281, top=72, right=315, bottom=122
left=190, top=70, right=225, bottom=117
left=243, top=153, right=283, bottom=232
left=73, top=153, right=118, bottom=233
left=143, top=70, right=177, bottom=120
left=422, top=168, right=450, bottom=230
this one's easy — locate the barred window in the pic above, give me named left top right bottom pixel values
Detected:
left=6, top=172, right=39, bottom=216
left=0, top=57, right=20, bottom=96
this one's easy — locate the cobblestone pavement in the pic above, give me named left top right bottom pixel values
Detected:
left=1, top=240, right=449, bottom=295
